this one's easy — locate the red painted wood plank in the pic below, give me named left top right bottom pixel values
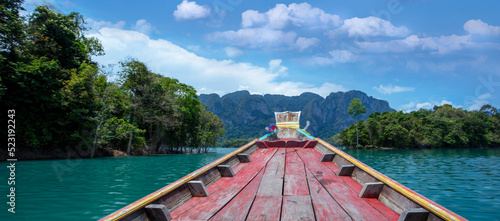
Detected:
left=340, top=176, right=363, bottom=194
left=284, top=175, right=309, bottom=196
left=310, top=147, right=324, bottom=159
left=264, top=148, right=286, bottom=176
left=210, top=169, right=265, bottom=221
left=232, top=162, right=245, bottom=174
left=281, top=195, right=315, bottom=221
left=171, top=148, right=278, bottom=220
left=365, top=198, right=400, bottom=221
left=296, top=148, right=389, bottom=221
left=285, top=149, right=305, bottom=175
left=306, top=169, right=352, bottom=221
left=246, top=196, right=282, bottom=221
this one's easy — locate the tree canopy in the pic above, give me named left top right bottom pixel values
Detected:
left=0, top=2, right=224, bottom=157
left=332, top=104, right=500, bottom=148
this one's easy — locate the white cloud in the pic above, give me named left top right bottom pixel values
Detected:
left=224, top=47, right=243, bottom=57
left=89, top=27, right=345, bottom=97
left=132, top=19, right=158, bottom=35
left=241, top=3, right=342, bottom=29
left=358, top=34, right=474, bottom=54
left=86, top=18, right=126, bottom=33
left=373, top=84, right=415, bottom=95
left=173, top=0, right=211, bottom=21
left=464, top=19, right=500, bottom=36
left=305, top=49, right=357, bottom=66
left=295, top=37, right=320, bottom=51
left=467, top=93, right=493, bottom=110
left=334, top=16, right=410, bottom=37
left=207, top=28, right=297, bottom=49
left=400, top=100, right=455, bottom=112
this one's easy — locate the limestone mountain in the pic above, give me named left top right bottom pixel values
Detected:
left=199, top=90, right=395, bottom=140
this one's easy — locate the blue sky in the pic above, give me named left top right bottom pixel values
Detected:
left=23, top=0, right=500, bottom=112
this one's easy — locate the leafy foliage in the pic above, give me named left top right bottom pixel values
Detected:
left=0, top=3, right=224, bottom=157
left=334, top=104, right=500, bottom=148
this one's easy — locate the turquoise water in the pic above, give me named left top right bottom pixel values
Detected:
left=1, top=147, right=499, bottom=220
left=344, top=148, right=500, bottom=220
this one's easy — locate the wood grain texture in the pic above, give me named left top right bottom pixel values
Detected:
left=284, top=174, right=309, bottom=196
left=264, top=148, right=286, bottom=176
left=364, top=198, right=400, bottom=221
left=281, top=195, right=315, bottom=221
left=256, top=174, right=283, bottom=196
left=285, top=149, right=305, bottom=175
left=145, top=204, right=171, bottom=221
left=171, top=148, right=278, bottom=220
left=306, top=169, right=352, bottom=221
left=210, top=169, right=265, bottom=221
left=246, top=196, right=283, bottom=221
left=296, top=148, right=389, bottom=221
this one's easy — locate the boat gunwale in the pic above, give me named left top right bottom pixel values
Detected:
left=315, top=138, right=467, bottom=221
left=99, top=139, right=258, bottom=221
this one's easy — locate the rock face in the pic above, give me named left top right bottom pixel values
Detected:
left=199, top=90, right=395, bottom=140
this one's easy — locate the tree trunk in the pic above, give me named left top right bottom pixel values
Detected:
left=127, top=115, right=135, bottom=155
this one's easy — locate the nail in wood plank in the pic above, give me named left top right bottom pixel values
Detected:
left=217, top=164, right=235, bottom=177
left=237, top=153, right=251, bottom=163
left=359, top=182, right=385, bottom=198
left=187, top=180, right=209, bottom=197
left=145, top=204, right=172, bottom=221
left=398, top=208, right=429, bottom=221
left=337, top=165, right=355, bottom=176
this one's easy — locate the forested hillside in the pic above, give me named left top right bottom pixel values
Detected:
left=332, top=104, right=500, bottom=148
left=0, top=2, right=223, bottom=159
left=200, top=90, right=395, bottom=140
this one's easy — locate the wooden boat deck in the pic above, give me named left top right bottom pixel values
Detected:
left=169, top=147, right=398, bottom=221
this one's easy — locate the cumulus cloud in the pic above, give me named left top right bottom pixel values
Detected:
left=241, top=3, right=342, bottom=29
left=464, top=19, right=500, bottom=36
left=209, top=3, right=338, bottom=51
left=224, top=47, right=243, bottom=57
left=89, top=27, right=345, bottom=97
left=173, top=0, right=211, bottom=21
left=337, top=16, right=410, bottom=37
left=132, top=19, right=158, bottom=35
left=467, top=93, right=494, bottom=110
left=373, top=84, right=415, bottom=95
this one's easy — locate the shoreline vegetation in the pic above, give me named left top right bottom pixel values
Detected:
left=1, top=3, right=225, bottom=161
left=329, top=104, right=500, bottom=149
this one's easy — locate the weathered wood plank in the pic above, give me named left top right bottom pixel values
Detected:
left=237, top=153, right=251, bottom=163
left=337, top=165, right=356, bottom=176
left=305, top=169, right=352, bottom=221
left=170, top=148, right=278, bottom=220
left=187, top=181, right=209, bottom=197
left=379, top=185, right=421, bottom=215
left=296, top=148, right=389, bottom=221
left=304, top=140, right=318, bottom=148
left=284, top=174, right=309, bottom=196
left=266, top=140, right=287, bottom=147
left=217, top=164, right=235, bottom=177
left=287, top=140, right=308, bottom=148
left=351, top=167, right=378, bottom=187
left=256, top=174, right=283, bottom=196
left=264, top=148, right=286, bottom=176
left=339, top=176, right=363, bottom=194
left=398, top=208, right=429, bottom=221
left=359, top=182, right=385, bottom=198
left=333, top=154, right=354, bottom=167
left=285, top=148, right=305, bottom=175
left=281, top=195, right=315, bottom=221
left=210, top=169, right=265, bottom=221
left=152, top=184, right=192, bottom=212
left=246, top=196, right=282, bottom=221
left=365, top=198, right=400, bottom=221
left=145, top=204, right=172, bottom=221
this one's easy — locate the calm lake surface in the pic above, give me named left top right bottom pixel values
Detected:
left=1, top=147, right=499, bottom=220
